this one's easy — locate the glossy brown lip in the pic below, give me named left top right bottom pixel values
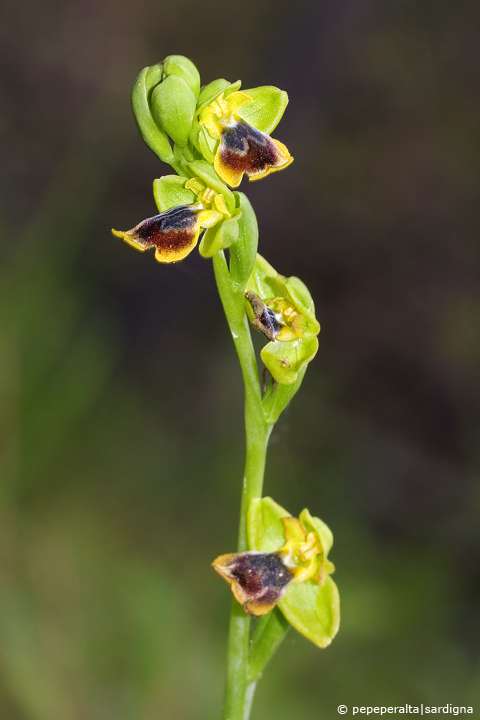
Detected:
left=215, top=119, right=293, bottom=187
left=212, top=551, right=294, bottom=615
left=132, top=206, right=199, bottom=253
left=112, top=205, right=203, bottom=263
left=219, top=121, right=285, bottom=180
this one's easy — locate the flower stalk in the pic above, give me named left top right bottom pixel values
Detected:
left=213, top=246, right=272, bottom=719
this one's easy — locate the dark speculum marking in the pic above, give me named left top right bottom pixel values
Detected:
left=245, top=291, right=282, bottom=341
left=257, top=306, right=282, bottom=340
left=134, top=206, right=199, bottom=253
left=220, top=120, right=281, bottom=177
left=229, top=552, right=293, bottom=598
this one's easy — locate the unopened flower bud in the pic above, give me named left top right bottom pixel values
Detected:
left=163, top=55, right=201, bottom=98
left=150, top=74, right=196, bottom=148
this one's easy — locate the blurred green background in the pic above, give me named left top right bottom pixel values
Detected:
left=1, top=0, right=480, bottom=718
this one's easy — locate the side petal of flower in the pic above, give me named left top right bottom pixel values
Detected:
left=237, top=86, right=289, bottom=134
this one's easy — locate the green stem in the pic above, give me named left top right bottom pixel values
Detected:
left=213, top=251, right=271, bottom=720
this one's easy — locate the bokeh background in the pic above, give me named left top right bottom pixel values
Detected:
left=1, top=0, right=480, bottom=718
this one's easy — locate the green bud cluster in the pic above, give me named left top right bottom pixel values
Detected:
left=150, top=56, right=199, bottom=147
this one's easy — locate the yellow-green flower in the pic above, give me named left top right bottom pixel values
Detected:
left=199, top=90, right=292, bottom=188
left=111, top=163, right=241, bottom=263
left=212, top=497, right=340, bottom=648
left=245, top=255, right=320, bottom=384
left=190, top=81, right=293, bottom=188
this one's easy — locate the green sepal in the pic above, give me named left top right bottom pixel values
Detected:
left=163, top=55, right=201, bottom=98
left=186, top=160, right=235, bottom=209
left=238, top=86, right=289, bottom=134
left=150, top=75, right=196, bottom=147
left=262, top=365, right=307, bottom=425
left=224, top=80, right=243, bottom=98
left=260, top=334, right=319, bottom=385
left=153, top=175, right=195, bottom=213
left=131, top=65, right=174, bottom=164
left=248, top=496, right=288, bottom=552
left=248, top=497, right=340, bottom=649
left=197, top=79, right=231, bottom=109
left=196, top=79, right=242, bottom=115
left=278, top=575, right=340, bottom=649
left=247, top=609, right=290, bottom=682
left=199, top=215, right=241, bottom=258
left=229, top=193, right=258, bottom=291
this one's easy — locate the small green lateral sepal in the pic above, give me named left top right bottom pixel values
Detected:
left=153, top=175, right=196, bottom=212
left=238, top=86, right=289, bottom=134
left=196, top=79, right=242, bottom=115
left=261, top=334, right=319, bottom=385
left=279, top=575, right=340, bottom=649
left=248, top=496, right=287, bottom=551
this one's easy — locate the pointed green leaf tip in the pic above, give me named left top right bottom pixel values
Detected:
left=248, top=497, right=340, bottom=648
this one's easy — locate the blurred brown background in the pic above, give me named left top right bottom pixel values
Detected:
left=1, top=0, right=480, bottom=718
